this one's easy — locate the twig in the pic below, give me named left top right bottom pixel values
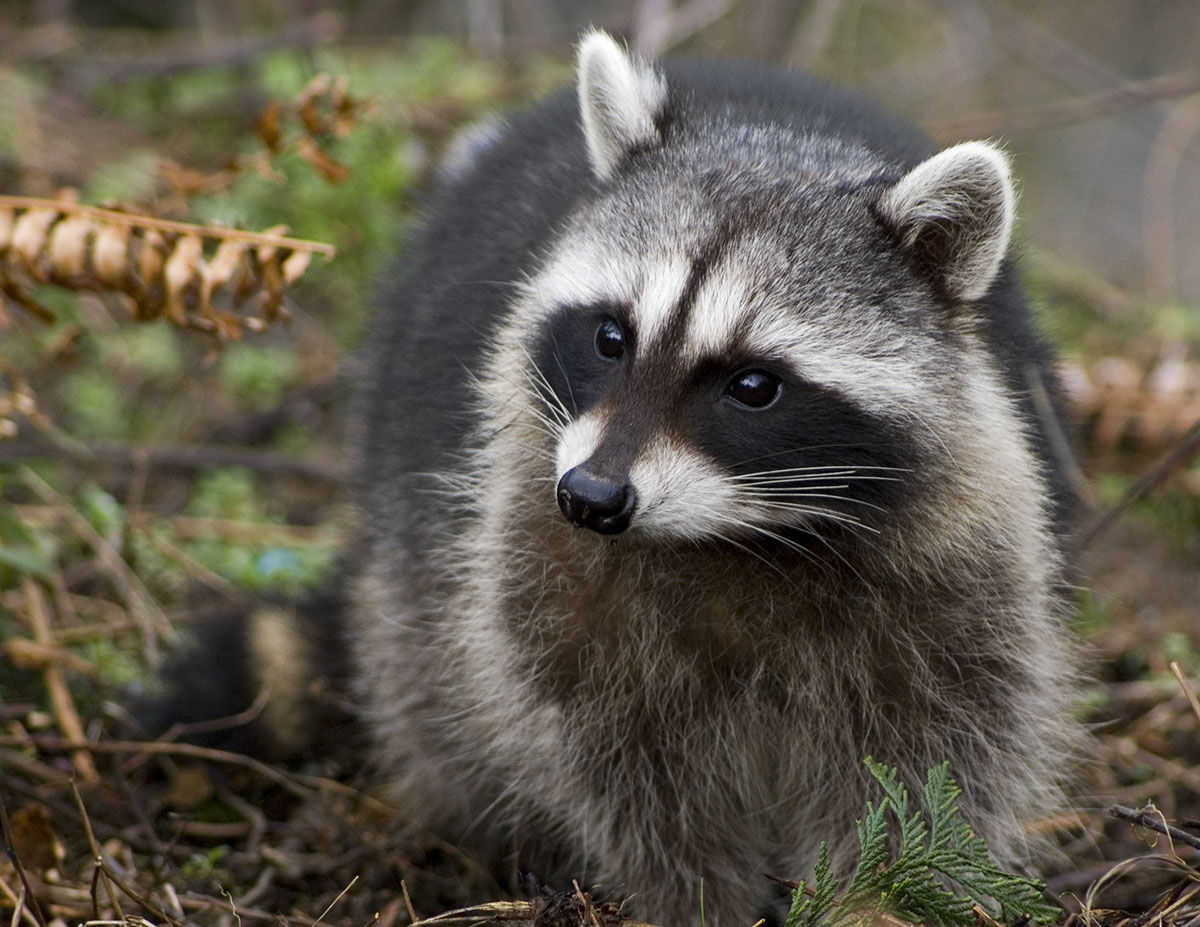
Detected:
left=1142, top=96, right=1200, bottom=303
left=634, top=0, right=734, bottom=57
left=1029, top=249, right=1143, bottom=319
left=312, top=875, right=359, bottom=926
left=19, top=465, right=174, bottom=666
left=1074, top=417, right=1200, bottom=550
left=19, top=575, right=99, bottom=782
left=1109, top=804, right=1200, bottom=853
left=12, top=734, right=309, bottom=798
left=401, top=879, right=419, bottom=924
left=1172, top=662, right=1200, bottom=728
left=1110, top=738, right=1200, bottom=798
left=131, top=524, right=248, bottom=600
left=0, top=879, right=47, bottom=927
left=1025, top=362, right=1096, bottom=510
left=97, top=859, right=187, bottom=927
left=927, top=68, right=1200, bottom=138
left=70, top=780, right=123, bottom=921
left=161, top=682, right=273, bottom=741
left=0, top=438, right=345, bottom=486
left=234, top=866, right=277, bottom=911
left=55, top=13, right=343, bottom=85
left=220, top=886, right=243, bottom=927
left=142, top=514, right=331, bottom=544
left=177, top=891, right=326, bottom=926
left=0, top=733, right=392, bottom=811
left=573, top=880, right=602, bottom=927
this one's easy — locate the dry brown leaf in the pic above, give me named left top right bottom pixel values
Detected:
left=281, top=248, right=312, bottom=285
left=0, top=204, right=15, bottom=252
left=298, top=72, right=333, bottom=136
left=12, top=207, right=58, bottom=276
left=260, top=247, right=284, bottom=317
left=159, top=158, right=237, bottom=199
left=136, top=227, right=167, bottom=299
left=201, top=237, right=250, bottom=311
left=257, top=98, right=283, bottom=153
left=92, top=222, right=130, bottom=286
left=296, top=135, right=351, bottom=183
left=163, top=233, right=203, bottom=326
left=8, top=802, right=63, bottom=874
left=47, top=215, right=91, bottom=279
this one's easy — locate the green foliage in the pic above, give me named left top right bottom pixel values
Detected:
left=0, top=502, right=52, bottom=579
left=183, top=468, right=337, bottom=595
left=97, top=325, right=185, bottom=382
left=1161, top=630, right=1199, bottom=676
left=218, top=344, right=298, bottom=409
left=1071, top=588, right=1113, bottom=637
left=179, top=844, right=232, bottom=882
left=62, top=368, right=131, bottom=439
left=784, top=760, right=1061, bottom=927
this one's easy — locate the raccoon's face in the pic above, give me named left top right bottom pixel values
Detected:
left=521, top=173, right=930, bottom=545
left=498, top=33, right=1017, bottom=550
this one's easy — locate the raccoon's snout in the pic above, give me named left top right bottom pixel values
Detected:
left=557, top=466, right=636, bottom=534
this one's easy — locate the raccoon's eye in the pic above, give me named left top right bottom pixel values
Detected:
left=594, top=317, right=626, bottom=360
left=725, top=369, right=781, bottom=409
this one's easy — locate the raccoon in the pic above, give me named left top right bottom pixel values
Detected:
left=348, top=32, right=1078, bottom=927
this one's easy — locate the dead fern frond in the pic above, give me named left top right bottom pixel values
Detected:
left=0, top=194, right=334, bottom=339
left=253, top=71, right=364, bottom=184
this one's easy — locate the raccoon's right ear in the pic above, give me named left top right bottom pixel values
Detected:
left=878, top=141, right=1016, bottom=303
left=577, top=31, right=668, bottom=179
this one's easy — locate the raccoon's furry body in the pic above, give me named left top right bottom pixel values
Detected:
left=349, top=34, right=1077, bottom=926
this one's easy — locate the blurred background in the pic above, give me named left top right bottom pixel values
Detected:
left=2, top=0, right=1200, bottom=303
left=1, top=3, right=1199, bottom=923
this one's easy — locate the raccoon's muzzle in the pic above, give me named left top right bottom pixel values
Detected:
left=556, top=464, right=637, bottom=534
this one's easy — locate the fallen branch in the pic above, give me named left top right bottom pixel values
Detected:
left=1109, top=804, right=1200, bottom=853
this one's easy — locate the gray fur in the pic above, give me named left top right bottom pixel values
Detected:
left=350, top=32, right=1079, bottom=927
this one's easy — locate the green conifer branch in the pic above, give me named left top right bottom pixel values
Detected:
left=784, top=759, right=1062, bottom=927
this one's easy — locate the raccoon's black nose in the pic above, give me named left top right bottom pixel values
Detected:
left=556, top=466, right=636, bottom=535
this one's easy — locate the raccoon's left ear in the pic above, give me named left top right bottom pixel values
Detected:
left=878, top=141, right=1015, bottom=303
left=577, top=31, right=668, bottom=179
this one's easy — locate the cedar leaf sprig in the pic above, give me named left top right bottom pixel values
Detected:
left=785, top=759, right=1062, bottom=927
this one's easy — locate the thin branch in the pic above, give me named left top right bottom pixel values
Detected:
left=19, top=576, right=99, bottom=782
left=1141, top=96, right=1200, bottom=303
left=926, top=69, right=1200, bottom=139
left=0, top=438, right=345, bottom=485
left=0, top=734, right=392, bottom=811
left=1171, top=662, right=1200, bottom=729
left=70, top=781, right=123, bottom=921
left=19, top=465, right=174, bottom=666
left=1074, top=417, right=1200, bottom=551
left=1109, top=804, right=1200, bottom=853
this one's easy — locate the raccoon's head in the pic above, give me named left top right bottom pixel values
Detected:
left=500, top=32, right=1023, bottom=551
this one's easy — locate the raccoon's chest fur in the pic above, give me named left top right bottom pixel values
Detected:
left=350, top=31, right=1079, bottom=927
